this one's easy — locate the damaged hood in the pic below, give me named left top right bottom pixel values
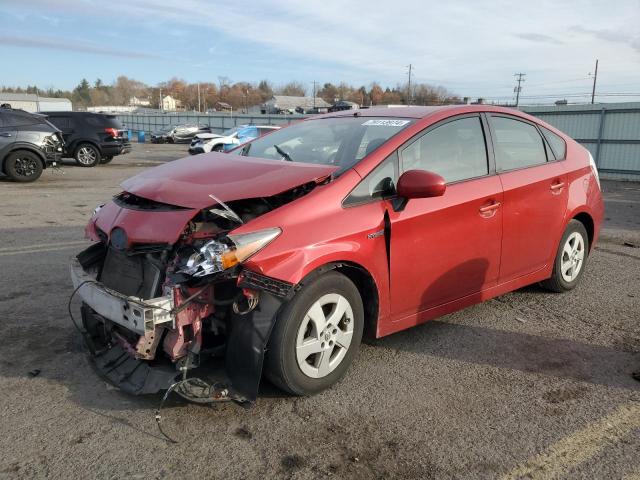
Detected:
left=121, top=153, right=337, bottom=209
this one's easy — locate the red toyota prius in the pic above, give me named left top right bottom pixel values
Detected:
left=71, top=105, right=603, bottom=404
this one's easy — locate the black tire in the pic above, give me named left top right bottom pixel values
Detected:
left=265, top=271, right=364, bottom=396
left=540, top=220, right=589, bottom=293
left=212, top=144, right=224, bottom=152
left=4, top=150, right=43, bottom=182
left=74, top=143, right=101, bottom=167
left=100, top=156, right=113, bottom=164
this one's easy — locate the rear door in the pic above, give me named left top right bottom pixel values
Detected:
left=488, top=114, right=568, bottom=282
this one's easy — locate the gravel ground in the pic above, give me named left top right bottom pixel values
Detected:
left=0, top=144, right=638, bottom=479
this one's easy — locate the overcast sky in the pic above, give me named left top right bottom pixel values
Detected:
left=1, top=0, right=639, bottom=103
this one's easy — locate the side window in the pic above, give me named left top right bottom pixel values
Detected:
left=400, top=116, right=488, bottom=183
left=344, top=152, right=398, bottom=206
left=3, top=112, right=37, bottom=127
left=49, top=117, right=70, bottom=129
left=491, top=116, right=548, bottom=170
left=540, top=126, right=566, bottom=160
left=85, top=116, right=104, bottom=127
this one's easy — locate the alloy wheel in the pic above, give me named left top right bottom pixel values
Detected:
left=560, top=232, right=585, bottom=282
left=14, top=157, right=38, bottom=178
left=77, top=146, right=97, bottom=165
left=295, top=293, right=354, bottom=379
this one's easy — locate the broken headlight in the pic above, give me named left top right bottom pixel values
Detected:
left=181, top=228, right=281, bottom=277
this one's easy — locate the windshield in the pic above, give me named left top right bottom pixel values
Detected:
left=231, top=117, right=414, bottom=173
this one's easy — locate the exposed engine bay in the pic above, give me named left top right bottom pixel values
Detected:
left=70, top=181, right=321, bottom=407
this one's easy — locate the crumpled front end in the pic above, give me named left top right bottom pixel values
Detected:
left=70, top=190, right=309, bottom=404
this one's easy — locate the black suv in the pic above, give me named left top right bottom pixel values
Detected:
left=42, top=112, right=131, bottom=167
left=0, top=108, right=63, bottom=182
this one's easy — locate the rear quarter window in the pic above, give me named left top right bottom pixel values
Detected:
left=540, top=126, right=567, bottom=160
left=85, top=114, right=123, bottom=129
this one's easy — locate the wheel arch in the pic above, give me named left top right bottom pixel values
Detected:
left=572, top=211, right=595, bottom=252
left=297, top=261, right=380, bottom=341
left=3, top=146, right=47, bottom=172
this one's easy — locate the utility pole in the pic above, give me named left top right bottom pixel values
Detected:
left=159, top=87, right=163, bottom=111
left=407, top=64, right=413, bottom=105
left=513, top=73, right=526, bottom=106
left=312, top=81, right=317, bottom=109
left=590, top=59, right=599, bottom=104
left=197, top=83, right=201, bottom=113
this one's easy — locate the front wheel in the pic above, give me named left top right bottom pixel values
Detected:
left=265, top=271, right=364, bottom=396
left=74, top=144, right=100, bottom=167
left=212, top=144, right=224, bottom=152
left=540, top=220, right=589, bottom=292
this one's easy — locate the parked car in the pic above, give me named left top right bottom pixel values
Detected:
left=150, top=124, right=211, bottom=144
left=0, top=107, right=63, bottom=182
left=188, top=124, right=280, bottom=155
left=71, top=105, right=603, bottom=405
left=42, top=112, right=131, bottom=167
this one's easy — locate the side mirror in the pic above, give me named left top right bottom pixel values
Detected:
left=393, top=169, right=446, bottom=211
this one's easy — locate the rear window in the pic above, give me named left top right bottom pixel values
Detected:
left=540, top=126, right=567, bottom=160
left=85, top=114, right=122, bottom=129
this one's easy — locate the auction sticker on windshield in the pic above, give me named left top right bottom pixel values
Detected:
left=362, top=119, right=411, bottom=127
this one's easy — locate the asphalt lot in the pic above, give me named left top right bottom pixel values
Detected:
left=0, top=143, right=638, bottom=479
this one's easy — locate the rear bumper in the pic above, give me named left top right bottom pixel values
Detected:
left=101, top=142, right=131, bottom=157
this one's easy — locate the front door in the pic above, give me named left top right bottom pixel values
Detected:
left=388, top=114, right=503, bottom=320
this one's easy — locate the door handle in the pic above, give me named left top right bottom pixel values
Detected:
left=0, top=132, right=12, bottom=137
left=550, top=181, right=565, bottom=193
left=479, top=201, right=501, bottom=216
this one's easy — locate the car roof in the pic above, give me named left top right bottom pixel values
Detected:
left=315, top=104, right=526, bottom=120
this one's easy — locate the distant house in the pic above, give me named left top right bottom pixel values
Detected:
left=162, top=95, right=178, bottom=111
left=262, top=95, right=330, bottom=114
left=329, top=100, right=359, bottom=112
left=129, top=96, right=150, bottom=107
left=0, top=93, right=72, bottom=112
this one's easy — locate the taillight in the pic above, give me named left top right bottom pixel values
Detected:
left=104, top=127, right=119, bottom=138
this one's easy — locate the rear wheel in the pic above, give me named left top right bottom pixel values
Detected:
left=100, top=156, right=113, bottom=164
left=212, top=144, right=224, bottom=152
left=265, top=271, right=364, bottom=396
left=4, top=150, right=43, bottom=182
left=74, top=143, right=100, bottom=167
left=540, top=220, right=589, bottom=292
